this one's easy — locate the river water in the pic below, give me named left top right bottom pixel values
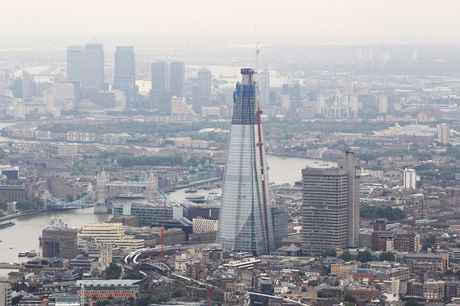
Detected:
left=0, top=147, right=333, bottom=276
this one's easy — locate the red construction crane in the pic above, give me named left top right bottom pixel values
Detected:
left=207, top=287, right=211, bottom=306
left=161, top=197, right=166, bottom=262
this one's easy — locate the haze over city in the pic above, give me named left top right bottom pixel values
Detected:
left=1, top=1, right=460, bottom=306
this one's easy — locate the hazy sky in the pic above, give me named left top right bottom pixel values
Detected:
left=3, top=0, right=460, bottom=44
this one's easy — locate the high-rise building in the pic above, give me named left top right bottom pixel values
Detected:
left=339, top=151, right=361, bottom=248
left=84, top=43, right=105, bottom=91
left=217, top=68, right=275, bottom=255
left=67, top=46, right=85, bottom=86
left=404, top=168, right=417, bottom=189
left=0, top=280, right=12, bottom=306
left=22, top=71, right=36, bottom=100
left=150, top=61, right=171, bottom=112
left=378, top=95, right=388, bottom=114
left=42, top=227, right=78, bottom=259
left=170, top=61, right=185, bottom=96
left=301, top=152, right=360, bottom=254
left=113, top=46, right=136, bottom=108
left=191, top=69, right=212, bottom=113
left=301, top=167, right=348, bottom=254
left=349, top=95, right=359, bottom=118
left=437, top=123, right=449, bottom=144
left=151, top=61, right=169, bottom=91
left=258, top=69, right=270, bottom=107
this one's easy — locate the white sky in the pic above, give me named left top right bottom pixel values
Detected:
left=3, top=0, right=460, bottom=43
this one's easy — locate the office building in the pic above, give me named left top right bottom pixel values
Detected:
left=42, top=227, right=78, bottom=259
left=151, top=61, right=169, bottom=91
left=73, top=280, right=139, bottom=301
left=55, top=297, right=80, bottom=306
left=423, top=280, right=445, bottom=300
left=150, top=61, right=185, bottom=112
left=79, top=223, right=144, bottom=251
left=271, top=206, right=289, bottom=250
left=404, top=168, right=417, bottom=189
left=113, top=46, right=136, bottom=107
left=170, top=61, right=185, bottom=96
left=22, top=71, right=36, bottom=100
left=192, top=218, right=218, bottom=233
left=113, top=203, right=173, bottom=227
left=339, top=151, right=361, bottom=248
left=67, top=46, right=85, bottom=86
left=378, top=95, right=388, bottom=113
left=301, top=152, right=360, bottom=254
left=0, top=280, right=12, bottom=306
left=258, top=69, right=270, bottom=107
left=84, top=43, right=104, bottom=91
left=437, top=123, right=449, bottom=144
left=217, top=68, right=275, bottom=255
left=191, top=69, right=212, bottom=113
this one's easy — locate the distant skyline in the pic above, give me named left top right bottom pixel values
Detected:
left=2, top=0, right=460, bottom=45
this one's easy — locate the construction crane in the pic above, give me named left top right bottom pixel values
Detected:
left=207, top=287, right=211, bottom=306
left=253, top=32, right=270, bottom=254
left=160, top=197, right=166, bottom=262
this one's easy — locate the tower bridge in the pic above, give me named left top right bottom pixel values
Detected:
left=46, top=170, right=180, bottom=210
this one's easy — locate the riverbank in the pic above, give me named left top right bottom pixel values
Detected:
left=0, top=209, right=45, bottom=222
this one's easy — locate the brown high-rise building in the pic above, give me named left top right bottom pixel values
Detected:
left=42, top=227, right=78, bottom=259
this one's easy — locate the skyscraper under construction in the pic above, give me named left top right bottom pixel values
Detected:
left=217, top=68, right=275, bottom=256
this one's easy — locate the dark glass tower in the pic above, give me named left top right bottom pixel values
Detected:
left=113, top=46, right=137, bottom=108
left=217, top=68, right=275, bottom=255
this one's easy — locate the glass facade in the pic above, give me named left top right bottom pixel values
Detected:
left=113, top=204, right=173, bottom=227
left=217, top=68, right=275, bottom=255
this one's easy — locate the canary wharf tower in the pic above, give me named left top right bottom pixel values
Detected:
left=217, top=68, right=275, bottom=255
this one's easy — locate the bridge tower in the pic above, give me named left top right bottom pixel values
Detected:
left=96, top=170, right=109, bottom=204
left=145, top=171, right=158, bottom=202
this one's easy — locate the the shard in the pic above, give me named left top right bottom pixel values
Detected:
left=217, top=68, right=275, bottom=255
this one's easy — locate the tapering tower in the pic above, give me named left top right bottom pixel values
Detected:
left=217, top=68, right=275, bottom=255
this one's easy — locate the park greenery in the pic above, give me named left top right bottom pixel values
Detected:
left=379, top=252, right=395, bottom=262
left=134, top=294, right=169, bottom=306
left=421, top=235, right=437, bottom=250
left=357, top=251, right=374, bottom=263
left=340, top=251, right=352, bottom=262
left=105, top=262, right=122, bottom=280
left=123, top=269, right=143, bottom=280
left=16, top=197, right=43, bottom=212
left=320, top=249, right=337, bottom=258
left=0, top=195, right=8, bottom=210
left=360, top=204, right=406, bottom=221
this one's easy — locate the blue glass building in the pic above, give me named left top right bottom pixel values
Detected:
left=217, top=68, right=275, bottom=255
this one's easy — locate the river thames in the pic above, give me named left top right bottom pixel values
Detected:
left=0, top=154, right=334, bottom=277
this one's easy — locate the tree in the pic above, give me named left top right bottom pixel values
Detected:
left=16, top=197, right=43, bottom=212
left=340, top=251, right=352, bottom=262
left=357, top=251, right=373, bottom=263
left=171, top=289, right=183, bottom=298
left=105, top=262, right=122, bottom=280
left=321, top=249, right=337, bottom=258
left=344, top=294, right=357, bottom=303
left=379, top=252, right=395, bottom=262
left=0, top=194, right=7, bottom=210
left=422, top=235, right=436, bottom=250
left=123, top=269, right=142, bottom=280
left=96, top=300, right=110, bottom=306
